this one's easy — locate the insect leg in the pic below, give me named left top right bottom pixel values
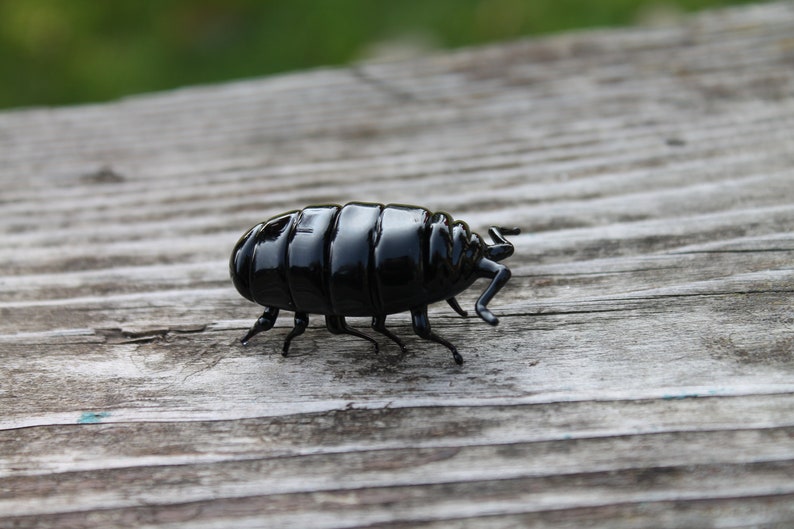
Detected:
left=241, top=307, right=279, bottom=345
left=484, top=226, right=520, bottom=262
left=282, top=312, right=309, bottom=357
left=474, top=258, right=511, bottom=326
left=446, top=297, right=468, bottom=317
left=410, top=306, right=463, bottom=365
left=371, top=315, right=407, bottom=353
left=325, top=315, right=380, bottom=353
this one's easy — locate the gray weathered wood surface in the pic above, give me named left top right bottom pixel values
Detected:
left=2, top=3, right=794, bottom=527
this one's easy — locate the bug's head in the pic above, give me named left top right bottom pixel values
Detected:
left=483, top=226, right=520, bottom=262
left=229, top=223, right=262, bottom=303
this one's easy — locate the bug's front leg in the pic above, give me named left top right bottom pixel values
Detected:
left=241, top=306, right=279, bottom=345
left=474, top=258, right=511, bottom=326
left=485, top=226, right=520, bottom=262
left=446, top=297, right=468, bottom=317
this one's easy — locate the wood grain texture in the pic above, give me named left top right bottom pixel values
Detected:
left=2, top=3, right=794, bottom=527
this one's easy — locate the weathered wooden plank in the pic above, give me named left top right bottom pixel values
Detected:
left=3, top=394, right=793, bottom=475
left=4, top=447, right=794, bottom=521
left=2, top=2, right=794, bottom=527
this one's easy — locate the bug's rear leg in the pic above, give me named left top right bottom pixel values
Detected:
left=410, top=306, right=463, bottom=365
left=326, top=315, right=380, bottom=353
left=282, top=312, right=309, bottom=357
left=371, top=315, right=407, bottom=353
left=446, top=297, right=468, bottom=318
left=241, top=307, right=279, bottom=345
left=474, top=258, right=511, bottom=326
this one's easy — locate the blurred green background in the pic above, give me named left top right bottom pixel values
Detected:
left=0, top=0, right=759, bottom=110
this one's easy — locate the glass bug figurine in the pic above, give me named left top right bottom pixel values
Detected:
left=230, top=202, right=519, bottom=364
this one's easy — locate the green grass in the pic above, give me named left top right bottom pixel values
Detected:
left=0, top=0, right=761, bottom=109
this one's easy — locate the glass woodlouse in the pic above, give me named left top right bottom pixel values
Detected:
left=230, top=202, right=519, bottom=364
